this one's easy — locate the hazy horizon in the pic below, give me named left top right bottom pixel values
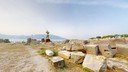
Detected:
left=0, top=0, right=128, bottom=39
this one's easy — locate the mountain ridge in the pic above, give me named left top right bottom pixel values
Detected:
left=0, top=34, right=66, bottom=40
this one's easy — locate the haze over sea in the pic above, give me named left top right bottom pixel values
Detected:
left=10, top=38, right=65, bottom=42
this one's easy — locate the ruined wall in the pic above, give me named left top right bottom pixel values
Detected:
left=69, top=40, right=89, bottom=45
left=116, top=44, right=128, bottom=55
left=89, top=38, right=127, bottom=46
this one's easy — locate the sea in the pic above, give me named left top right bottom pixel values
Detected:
left=10, top=38, right=65, bottom=42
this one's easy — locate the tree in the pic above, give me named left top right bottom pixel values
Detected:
left=4, top=39, right=10, bottom=43
left=41, top=38, right=45, bottom=42
left=96, top=36, right=101, bottom=39
left=27, top=38, right=32, bottom=44
left=89, top=37, right=95, bottom=39
left=0, top=39, right=4, bottom=43
left=121, top=34, right=128, bottom=38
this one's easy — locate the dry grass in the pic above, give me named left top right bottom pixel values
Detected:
left=0, top=43, right=51, bottom=72
left=115, top=54, right=128, bottom=60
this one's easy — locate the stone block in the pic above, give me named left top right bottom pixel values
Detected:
left=84, top=44, right=99, bottom=55
left=70, top=52, right=85, bottom=64
left=82, top=54, right=107, bottom=72
left=107, top=58, right=128, bottom=72
left=99, top=44, right=116, bottom=58
left=116, top=44, right=128, bottom=55
left=71, top=44, right=84, bottom=51
left=65, top=43, right=72, bottom=51
left=58, top=50, right=71, bottom=59
left=49, top=56, right=65, bottom=68
left=45, top=50, right=54, bottom=56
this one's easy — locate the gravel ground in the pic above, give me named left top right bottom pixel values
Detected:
left=0, top=43, right=52, bottom=72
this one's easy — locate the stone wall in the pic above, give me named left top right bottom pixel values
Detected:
left=116, top=44, right=128, bottom=55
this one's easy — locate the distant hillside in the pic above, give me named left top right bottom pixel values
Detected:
left=0, top=34, right=66, bottom=40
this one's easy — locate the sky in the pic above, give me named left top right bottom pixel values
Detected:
left=0, top=0, right=128, bottom=39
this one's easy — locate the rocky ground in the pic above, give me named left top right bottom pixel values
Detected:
left=0, top=43, right=52, bottom=72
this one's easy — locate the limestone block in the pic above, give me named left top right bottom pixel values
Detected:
left=45, top=50, right=54, bottom=56
left=82, top=54, right=107, bottom=72
left=58, top=50, right=71, bottom=59
left=99, top=44, right=116, bottom=58
left=116, top=44, right=128, bottom=55
left=65, top=43, right=72, bottom=51
left=50, top=56, right=65, bottom=68
left=70, top=52, right=85, bottom=64
left=71, top=44, right=84, bottom=51
left=84, top=44, right=99, bottom=55
left=107, top=58, right=128, bottom=72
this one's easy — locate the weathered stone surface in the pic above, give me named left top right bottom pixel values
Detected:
left=65, top=43, right=72, bottom=51
left=45, top=50, right=54, bottom=56
left=71, top=44, right=84, bottom=51
left=49, top=56, right=65, bottom=68
left=70, top=52, right=85, bottom=64
left=62, top=46, right=66, bottom=50
left=84, top=44, right=99, bottom=55
left=69, top=40, right=88, bottom=45
left=107, top=58, right=128, bottom=72
left=99, top=44, right=116, bottom=58
left=58, top=51, right=71, bottom=59
left=82, top=54, right=107, bottom=72
left=63, top=39, right=70, bottom=44
left=45, top=42, right=55, bottom=46
left=83, top=40, right=89, bottom=44
left=89, top=38, right=126, bottom=45
left=116, top=44, right=128, bottom=55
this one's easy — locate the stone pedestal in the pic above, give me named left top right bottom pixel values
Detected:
left=49, top=56, right=65, bottom=68
left=45, top=39, right=51, bottom=42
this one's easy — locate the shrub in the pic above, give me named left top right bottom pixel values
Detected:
left=41, top=38, right=45, bottom=42
left=27, top=38, right=32, bottom=44
left=52, top=49, right=58, bottom=56
left=0, top=39, right=10, bottom=43
left=4, top=39, right=10, bottom=43
left=39, top=48, right=46, bottom=56
left=96, top=36, right=101, bottom=39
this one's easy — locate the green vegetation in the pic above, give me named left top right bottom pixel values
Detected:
left=27, top=38, right=32, bottom=44
left=90, top=34, right=128, bottom=39
left=41, top=38, right=45, bottom=42
left=38, top=48, right=46, bottom=56
left=51, top=49, right=58, bottom=56
left=102, top=35, right=115, bottom=38
left=96, top=36, right=101, bottom=39
left=27, top=38, right=37, bottom=44
left=89, top=37, right=95, bottom=39
left=121, top=34, right=128, bottom=38
left=0, top=39, right=10, bottom=43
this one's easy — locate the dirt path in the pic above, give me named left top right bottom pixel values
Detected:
left=0, top=43, right=52, bottom=72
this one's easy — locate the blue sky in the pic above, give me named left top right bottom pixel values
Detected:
left=0, top=0, right=128, bottom=39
